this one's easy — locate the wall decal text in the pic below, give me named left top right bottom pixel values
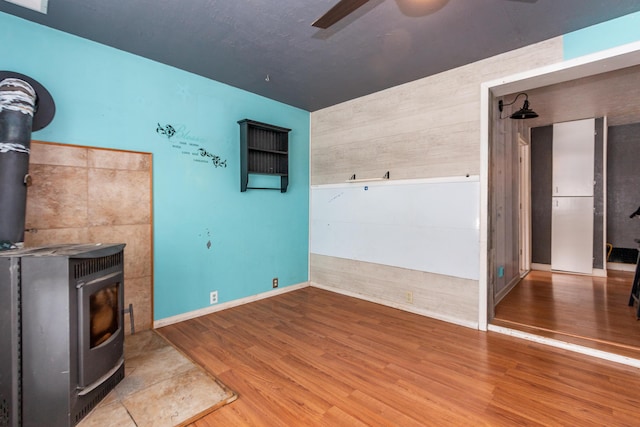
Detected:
left=155, top=122, right=227, bottom=168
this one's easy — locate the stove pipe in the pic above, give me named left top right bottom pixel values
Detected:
left=0, top=72, right=55, bottom=246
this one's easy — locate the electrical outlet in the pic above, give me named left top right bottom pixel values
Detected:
left=406, top=291, right=413, bottom=304
left=272, top=277, right=278, bottom=288
left=210, top=290, right=218, bottom=305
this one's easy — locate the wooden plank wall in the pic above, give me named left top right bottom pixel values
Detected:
left=490, top=102, right=529, bottom=310
left=309, top=38, right=563, bottom=327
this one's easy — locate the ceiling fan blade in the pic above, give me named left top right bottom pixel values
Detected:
left=312, top=0, right=371, bottom=29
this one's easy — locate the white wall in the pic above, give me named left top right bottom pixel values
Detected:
left=309, top=37, right=563, bottom=327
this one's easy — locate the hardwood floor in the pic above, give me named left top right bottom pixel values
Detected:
left=494, top=270, right=640, bottom=359
left=158, top=287, right=640, bottom=426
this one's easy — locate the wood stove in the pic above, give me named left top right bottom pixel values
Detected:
left=0, top=243, right=125, bottom=427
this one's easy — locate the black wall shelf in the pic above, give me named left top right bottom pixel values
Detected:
left=239, top=119, right=291, bottom=192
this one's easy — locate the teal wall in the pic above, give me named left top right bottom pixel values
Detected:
left=564, top=11, right=640, bottom=59
left=1, top=12, right=310, bottom=320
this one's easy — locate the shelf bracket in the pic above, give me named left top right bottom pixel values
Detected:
left=346, top=171, right=390, bottom=183
left=242, top=175, right=288, bottom=192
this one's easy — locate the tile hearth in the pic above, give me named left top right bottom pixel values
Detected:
left=78, top=330, right=236, bottom=427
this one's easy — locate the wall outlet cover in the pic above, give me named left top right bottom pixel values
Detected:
left=406, top=291, right=413, bottom=303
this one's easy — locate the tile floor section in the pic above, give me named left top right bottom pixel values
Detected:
left=78, top=330, right=236, bottom=427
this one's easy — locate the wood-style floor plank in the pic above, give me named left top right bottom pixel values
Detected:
left=158, top=287, right=640, bottom=426
left=494, top=270, right=640, bottom=358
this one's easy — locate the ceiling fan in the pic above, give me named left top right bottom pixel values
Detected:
left=312, top=0, right=538, bottom=29
left=312, top=0, right=370, bottom=29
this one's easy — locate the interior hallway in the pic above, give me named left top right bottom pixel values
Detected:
left=493, top=269, right=640, bottom=360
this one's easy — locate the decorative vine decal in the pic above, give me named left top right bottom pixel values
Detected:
left=198, top=148, right=227, bottom=168
left=156, top=123, right=176, bottom=139
left=154, top=122, right=227, bottom=168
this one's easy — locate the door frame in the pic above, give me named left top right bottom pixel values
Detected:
left=518, top=134, right=531, bottom=277
left=479, top=40, right=640, bottom=331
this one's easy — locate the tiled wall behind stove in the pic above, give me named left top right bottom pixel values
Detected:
left=24, top=141, right=153, bottom=333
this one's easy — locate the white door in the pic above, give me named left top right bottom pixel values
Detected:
left=552, top=119, right=595, bottom=197
left=551, top=196, right=594, bottom=274
left=551, top=118, right=595, bottom=274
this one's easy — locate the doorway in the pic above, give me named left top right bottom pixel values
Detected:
left=480, top=41, right=640, bottom=363
left=495, top=116, right=640, bottom=360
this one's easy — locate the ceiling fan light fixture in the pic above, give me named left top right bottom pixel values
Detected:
left=395, top=0, right=449, bottom=17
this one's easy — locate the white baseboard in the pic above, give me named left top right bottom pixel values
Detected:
left=310, top=281, right=479, bottom=330
left=488, top=324, right=640, bottom=369
left=531, top=263, right=608, bottom=277
left=153, top=282, right=310, bottom=328
left=531, top=263, right=551, bottom=271
left=154, top=280, right=479, bottom=330
left=607, top=262, right=637, bottom=272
